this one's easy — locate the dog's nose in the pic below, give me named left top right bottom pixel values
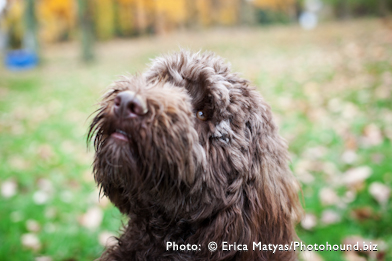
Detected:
left=113, top=91, right=148, bottom=118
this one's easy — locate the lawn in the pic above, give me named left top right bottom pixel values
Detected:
left=0, top=18, right=391, bottom=261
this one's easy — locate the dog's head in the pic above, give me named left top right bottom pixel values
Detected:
left=88, top=51, right=301, bottom=253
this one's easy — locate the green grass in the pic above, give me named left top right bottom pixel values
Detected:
left=0, top=19, right=391, bottom=260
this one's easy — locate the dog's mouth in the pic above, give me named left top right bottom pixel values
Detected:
left=111, top=129, right=132, bottom=142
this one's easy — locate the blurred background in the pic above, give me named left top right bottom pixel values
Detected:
left=0, top=0, right=391, bottom=260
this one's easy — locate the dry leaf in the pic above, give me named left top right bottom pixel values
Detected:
left=35, top=256, right=52, bottom=261
left=33, top=191, right=50, bottom=205
left=26, top=220, right=41, bottom=233
left=361, top=124, right=383, bottom=147
left=79, top=207, right=103, bottom=229
left=301, top=213, right=317, bottom=230
left=99, top=231, right=117, bottom=247
left=369, top=182, right=391, bottom=205
left=341, top=150, right=357, bottom=164
left=342, top=190, right=356, bottom=204
left=322, top=162, right=340, bottom=177
left=343, top=166, right=372, bottom=188
left=319, top=187, right=339, bottom=206
left=342, top=103, right=359, bottom=120
left=1, top=179, right=17, bottom=198
left=303, top=146, right=327, bottom=160
left=98, top=195, right=111, bottom=208
left=37, top=179, right=54, bottom=194
left=294, top=160, right=315, bottom=184
left=320, top=210, right=341, bottom=225
left=350, top=207, right=374, bottom=221
left=21, top=233, right=41, bottom=251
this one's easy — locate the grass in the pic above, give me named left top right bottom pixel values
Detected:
left=0, top=18, right=391, bottom=261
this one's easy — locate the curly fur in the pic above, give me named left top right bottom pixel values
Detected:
left=88, top=51, right=302, bottom=261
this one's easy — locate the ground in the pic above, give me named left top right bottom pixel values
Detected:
left=0, top=19, right=391, bottom=261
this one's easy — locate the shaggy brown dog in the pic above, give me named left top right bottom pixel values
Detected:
left=88, top=51, right=302, bottom=261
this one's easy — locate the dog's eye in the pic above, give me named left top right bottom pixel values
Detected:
left=196, top=110, right=207, bottom=121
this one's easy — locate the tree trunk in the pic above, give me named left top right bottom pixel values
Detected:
left=337, top=0, right=351, bottom=20
left=24, top=0, right=39, bottom=55
left=378, top=0, right=389, bottom=17
left=239, top=0, right=256, bottom=26
left=135, top=0, right=147, bottom=34
left=185, top=0, right=200, bottom=29
left=78, top=0, right=95, bottom=63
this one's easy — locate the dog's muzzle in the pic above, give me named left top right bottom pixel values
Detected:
left=113, top=91, right=148, bottom=119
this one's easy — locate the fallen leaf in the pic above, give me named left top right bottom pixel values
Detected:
left=350, top=207, right=375, bottom=221
left=344, top=134, right=358, bottom=150
left=342, top=103, right=359, bottom=120
left=327, top=98, right=343, bottom=113
left=369, top=182, right=391, bottom=205
left=98, top=195, right=111, bottom=208
left=303, top=146, right=327, bottom=160
left=35, top=256, right=52, bottom=261
left=341, top=150, right=357, bottom=164
left=342, top=190, right=356, bottom=204
left=1, top=179, right=17, bottom=198
left=320, top=210, right=341, bottom=225
left=99, top=231, right=117, bottom=247
left=301, top=213, right=317, bottom=230
left=79, top=207, right=103, bottom=229
left=294, top=160, right=315, bottom=184
left=37, top=179, right=54, bottom=194
left=361, top=124, right=383, bottom=147
left=26, top=220, right=41, bottom=233
left=21, top=233, right=41, bottom=251
left=33, top=190, right=50, bottom=205
left=343, top=166, right=372, bottom=189
left=319, top=187, right=339, bottom=206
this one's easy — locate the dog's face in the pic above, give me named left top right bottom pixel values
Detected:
left=88, top=77, right=205, bottom=214
left=89, top=52, right=299, bottom=226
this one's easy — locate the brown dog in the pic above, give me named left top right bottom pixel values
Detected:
left=88, top=51, right=302, bottom=260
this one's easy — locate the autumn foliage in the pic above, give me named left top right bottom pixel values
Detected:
left=2, top=0, right=297, bottom=43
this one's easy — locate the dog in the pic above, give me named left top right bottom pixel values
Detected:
left=88, top=51, right=302, bottom=260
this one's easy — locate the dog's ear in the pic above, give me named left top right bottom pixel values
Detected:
left=246, top=89, right=302, bottom=244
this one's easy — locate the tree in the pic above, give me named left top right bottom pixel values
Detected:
left=24, top=0, right=39, bottom=55
left=78, top=0, right=94, bottom=62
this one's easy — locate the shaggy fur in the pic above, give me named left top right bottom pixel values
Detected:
left=88, top=51, right=302, bottom=261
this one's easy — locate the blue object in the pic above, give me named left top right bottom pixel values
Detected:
left=5, top=49, right=38, bottom=70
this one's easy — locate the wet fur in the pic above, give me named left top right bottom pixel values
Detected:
left=88, top=51, right=302, bottom=260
